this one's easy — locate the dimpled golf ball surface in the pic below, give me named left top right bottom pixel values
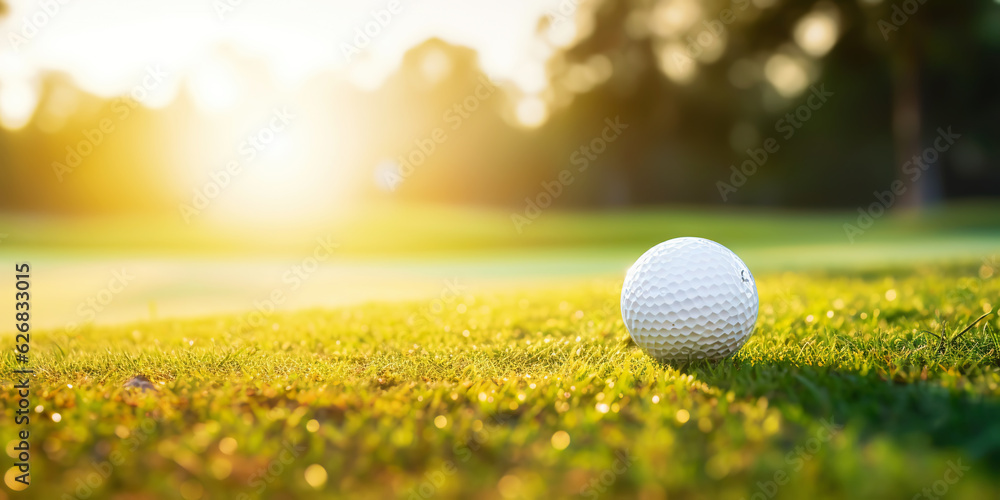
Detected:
left=621, top=237, right=758, bottom=360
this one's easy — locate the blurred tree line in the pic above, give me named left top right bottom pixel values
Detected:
left=371, top=0, right=999, bottom=211
left=526, top=0, right=1000, bottom=210
left=0, top=0, right=997, bottom=215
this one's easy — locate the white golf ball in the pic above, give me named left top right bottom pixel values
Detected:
left=620, top=237, right=758, bottom=360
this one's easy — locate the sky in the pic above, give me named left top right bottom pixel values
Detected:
left=0, top=0, right=843, bottom=223
left=0, top=0, right=577, bottom=128
left=0, top=0, right=841, bottom=129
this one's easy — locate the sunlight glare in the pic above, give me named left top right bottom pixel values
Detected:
left=764, top=53, right=810, bottom=98
left=656, top=43, right=697, bottom=84
left=516, top=96, right=548, bottom=128
left=793, top=5, right=840, bottom=58
left=0, top=78, right=36, bottom=130
left=650, top=0, right=702, bottom=37
left=188, top=60, right=244, bottom=113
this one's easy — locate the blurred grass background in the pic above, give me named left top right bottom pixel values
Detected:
left=2, top=201, right=998, bottom=331
left=3, top=200, right=999, bottom=258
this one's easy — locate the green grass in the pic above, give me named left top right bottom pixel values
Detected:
left=3, top=200, right=1000, bottom=258
left=3, top=260, right=1000, bottom=499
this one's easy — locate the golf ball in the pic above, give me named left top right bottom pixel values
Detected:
left=621, top=237, right=758, bottom=360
